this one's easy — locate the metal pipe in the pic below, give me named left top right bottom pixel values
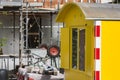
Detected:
left=26, top=2, right=29, bottom=49
left=19, top=0, right=23, bottom=67
left=57, top=0, right=60, bottom=10
left=13, top=12, right=15, bottom=42
left=81, top=0, right=83, bottom=3
left=88, top=0, right=91, bottom=3
left=96, top=0, right=100, bottom=3
left=50, top=12, right=53, bottom=38
left=50, top=0, right=52, bottom=8
left=13, top=12, right=15, bottom=56
left=39, top=17, right=42, bottom=45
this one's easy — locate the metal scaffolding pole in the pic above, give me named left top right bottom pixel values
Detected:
left=19, top=0, right=29, bottom=66
left=26, top=2, right=29, bottom=49
left=57, top=0, right=60, bottom=10
left=96, top=0, right=101, bottom=3
left=19, top=0, right=24, bottom=67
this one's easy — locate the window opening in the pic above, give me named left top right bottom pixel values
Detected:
left=72, top=28, right=78, bottom=69
left=79, top=29, right=85, bottom=71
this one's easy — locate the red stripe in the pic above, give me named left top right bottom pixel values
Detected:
left=28, top=77, right=34, bottom=80
left=95, top=25, right=100, bottom=37
left=95, top=48, right=100, bottom=59
left=95, top=71, right=100, bottom=80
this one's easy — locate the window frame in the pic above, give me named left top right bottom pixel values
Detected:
left=71, top=27, right=86, bottom=72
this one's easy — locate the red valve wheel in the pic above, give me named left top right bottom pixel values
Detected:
left=48, top=45, right=60, bottom=57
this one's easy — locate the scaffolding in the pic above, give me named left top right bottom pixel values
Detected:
left=19, top=0, right=58, bottom=66
left=19, top=0, right=43, bottom=66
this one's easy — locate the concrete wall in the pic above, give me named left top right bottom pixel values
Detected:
left=0, top=15, right=19, bottom=55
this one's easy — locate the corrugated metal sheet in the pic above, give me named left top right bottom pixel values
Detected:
left=77, top=3, right=120, bottom=20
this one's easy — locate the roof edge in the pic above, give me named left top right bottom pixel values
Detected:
left=56, top=2, right=79, bottom=22
left=86, top=18, right=120, bottom=20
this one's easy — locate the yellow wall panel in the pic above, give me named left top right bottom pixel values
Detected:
left=101, top=21, right=120, bottom=80
left=60, top=28, right=70, bottom=69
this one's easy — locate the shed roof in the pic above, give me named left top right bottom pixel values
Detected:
left=56, top=3, right=120, bottom=22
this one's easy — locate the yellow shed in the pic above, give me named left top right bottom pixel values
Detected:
left=56, top=3, right=120, bottom=80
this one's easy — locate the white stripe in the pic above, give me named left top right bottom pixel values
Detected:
left=34, top=0, right=37, bottom=1
left=95, top=21, right=101, bottom=26
left=95, top=60, right=101, bottom=71
left=95, top=37, right=101, bottom=48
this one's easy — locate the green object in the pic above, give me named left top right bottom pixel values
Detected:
left=0, top=48, right=2, bottom=55
left=0, top=37, right=7, bottom=47
left=0, top=37, right=7, bottom=55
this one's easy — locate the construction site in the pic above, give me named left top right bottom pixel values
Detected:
left=0, top=0, right=120, bottom=80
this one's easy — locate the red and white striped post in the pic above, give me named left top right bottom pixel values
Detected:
left=94, top=21, right=101, bottom=80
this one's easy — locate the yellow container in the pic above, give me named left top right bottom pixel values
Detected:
left=56, top=3, right=120, bottom=80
